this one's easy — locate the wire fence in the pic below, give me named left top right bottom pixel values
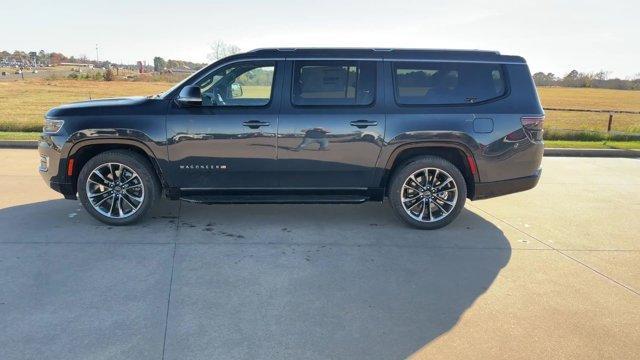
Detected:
left=543, top=107, right=640, bottom=140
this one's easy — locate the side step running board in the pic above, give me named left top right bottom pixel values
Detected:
left=180, top=194, right=369, bottom=204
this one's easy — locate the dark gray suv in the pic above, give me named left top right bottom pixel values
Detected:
left=38, top=48, right=544, bottom=229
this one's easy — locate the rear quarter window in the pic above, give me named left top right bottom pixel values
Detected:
left=393, top=62, right=507, bottom=105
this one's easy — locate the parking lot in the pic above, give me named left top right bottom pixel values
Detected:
left=0, top=149, right=638, bottom=359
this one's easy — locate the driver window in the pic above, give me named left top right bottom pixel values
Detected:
left=196, top=61, right=275, bottom=107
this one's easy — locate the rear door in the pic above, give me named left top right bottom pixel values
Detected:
left=277, top=59, right=385, bottom=188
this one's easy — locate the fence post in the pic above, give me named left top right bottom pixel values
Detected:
left=607, top=113, right=613, bottom=132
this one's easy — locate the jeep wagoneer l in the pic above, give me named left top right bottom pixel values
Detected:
left=39, top=48, right=544, bottom=229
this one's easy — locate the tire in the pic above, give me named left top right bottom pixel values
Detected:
left=77, top=150, right=160, bottom=225
left=389, top=156, right=467, bottom=230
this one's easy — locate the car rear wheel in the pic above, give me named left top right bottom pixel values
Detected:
left=389, top=156, right=467, bottom=229
left=77, top=150, right=159, bottom=225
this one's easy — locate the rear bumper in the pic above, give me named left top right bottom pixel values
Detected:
left=471, top=168, right=541, bottom=200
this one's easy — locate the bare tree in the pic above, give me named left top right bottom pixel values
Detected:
left=593, top=70, right=610, bottom=81
left=207, top=40, right=241, bottom=61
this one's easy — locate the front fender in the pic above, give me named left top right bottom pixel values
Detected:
left=60, top=129, right=170, bottom=187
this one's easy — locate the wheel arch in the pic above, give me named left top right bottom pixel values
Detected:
left=65, top=139, right=167, bottom=194
left=381, top=142, right=479, bottom=199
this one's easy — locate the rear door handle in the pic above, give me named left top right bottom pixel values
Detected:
left=350, top=120, right=378, bottom=129
left=242, top=120, right=271, bottom=129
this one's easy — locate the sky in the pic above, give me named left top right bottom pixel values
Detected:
left=2, top=0, right=638, bottom=78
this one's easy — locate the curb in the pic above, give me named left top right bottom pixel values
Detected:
left=0, top=140, right=38, bottom=149
left=544, top=148, right=640, bottom=158
left=0, top=141, right=638, bottom=158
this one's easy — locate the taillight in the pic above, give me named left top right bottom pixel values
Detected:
left=521, top=116, right=544, bottom=130
left=521, top=116, right=544, bottom=141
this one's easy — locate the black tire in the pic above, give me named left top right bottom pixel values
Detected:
left=389, top=156, right=467, bottom=230
left=77, top=150, right=160, bottom=225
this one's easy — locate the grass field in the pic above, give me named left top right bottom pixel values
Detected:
left=1, top=79, right=639, bottom=135
left=0, top=79, right=173, bottom=131
left=537, top=87, right=640, bottom=133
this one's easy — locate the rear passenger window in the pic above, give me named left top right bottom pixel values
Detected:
left=292, top=61, right=376, bottom=106
left=393, top=62, right=506, bottom=105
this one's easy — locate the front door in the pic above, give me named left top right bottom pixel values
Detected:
left=166, top=60, right=282, bottom=189
left=277, top=60, right=385, bottom=188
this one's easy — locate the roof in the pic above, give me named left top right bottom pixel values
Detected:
left=230, top=48, right=526, bottom=63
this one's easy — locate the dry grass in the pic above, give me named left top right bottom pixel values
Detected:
left=537, top=87, right=640, bottom=133
left=0, top=79, right=173, bottom=131
left=537, top=87, right=640, bottom=111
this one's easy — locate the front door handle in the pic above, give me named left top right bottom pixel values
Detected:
left=242, top=120, right=271, bottom=129
left=350, top=120, right=378, bottom=129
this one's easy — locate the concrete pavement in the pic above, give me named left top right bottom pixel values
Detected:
left=0, top=149, right=638, bottom=359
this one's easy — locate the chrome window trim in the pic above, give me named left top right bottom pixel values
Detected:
left=383, top=58, right=525, bottom=65
left=174, top=56, right=523, bottom=99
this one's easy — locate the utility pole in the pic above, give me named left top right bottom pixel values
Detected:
left=95, top=44, right=99, bottom=63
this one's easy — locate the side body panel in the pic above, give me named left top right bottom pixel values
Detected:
left=276, top=60, right=386, bottom=188
left=378, top=61, right=544, bottom=185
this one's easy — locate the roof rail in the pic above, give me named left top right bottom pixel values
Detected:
left=248, top=47, right=501, bottom=54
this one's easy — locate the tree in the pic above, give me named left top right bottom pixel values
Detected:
left=49, top=52, right=65, bottom=65
left=153, top=56, right=166, bottom=72
left=207, top=40, right=241, bottom=61
left=166, top=59, right=178, bottom=69
left=562, top=70, right=582, bottom=87
left=12, top=51, right=28, bottom=62
left=593, top=70, right=609, bottom=81
left=103, top=68, right=114, bottom=81
left=532, top=72, right=557, bottom=86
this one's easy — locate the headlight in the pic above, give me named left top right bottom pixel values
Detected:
left=43, top=118, right=64, bottom=133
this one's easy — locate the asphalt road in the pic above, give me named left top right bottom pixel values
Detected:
left=0, top=149, right=638, bottom=360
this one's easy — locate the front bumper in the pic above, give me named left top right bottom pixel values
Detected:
left=471, top=168, right=541, bottom=200
left=50, top=181, right=77, bottom=199
left=39, top=135, right=76, bottom=199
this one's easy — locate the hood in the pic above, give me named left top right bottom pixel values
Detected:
left=46, top=96, right=152, bottom=118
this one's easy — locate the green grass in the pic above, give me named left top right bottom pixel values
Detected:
left=544, top=140, right=640, bottom=150
left=0, top=131, right=40, bottom=140
left=544, top=129, right=640, bottom=141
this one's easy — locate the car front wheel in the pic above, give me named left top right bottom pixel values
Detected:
left=77, top=150, right=159, bottom=225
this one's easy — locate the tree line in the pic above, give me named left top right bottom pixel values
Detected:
left=1, top=50, right=73, bottom=66
left=533, top=70, right=640, bottom=90
left=152, top=57, right=207, bottom=72
left=1, top=49, right=206, bottom=72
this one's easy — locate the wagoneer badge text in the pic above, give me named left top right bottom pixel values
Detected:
left=179, top=164, right=227, bottom=170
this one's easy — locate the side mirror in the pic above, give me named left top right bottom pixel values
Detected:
left=231, top=82, right=243, bottom=98
left=176, top=85, right=202, bottom=106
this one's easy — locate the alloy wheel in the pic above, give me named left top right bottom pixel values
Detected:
left=400, top=167, right=458, bottom=222
left=85, top=162, right=145, bottom=219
